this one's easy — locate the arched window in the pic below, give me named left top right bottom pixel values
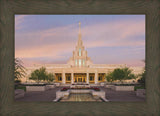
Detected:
left=79, top=59, right=81, bottom=66
left=79, top=48, right=81, bottom=56
left=83, top=59, right=85, bottom=66
left=89, top=76, right=94, bottom=81
left=75, top=59, right=77, bottom=66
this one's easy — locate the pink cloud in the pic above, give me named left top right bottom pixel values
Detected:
left=15, top=17, right=145, bottom=66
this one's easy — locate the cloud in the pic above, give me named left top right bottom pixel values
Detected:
left=15, top=15, right=27, bottom=30
left=15, top=42, right=74, bottom=58
left=15, top=16, right=145, bottom=66
left=82, top=20, right=145, bottom=48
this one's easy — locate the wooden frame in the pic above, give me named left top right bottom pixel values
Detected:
left=0, top=0, right=160, bottom=116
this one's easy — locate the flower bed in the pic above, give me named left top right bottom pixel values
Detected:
left=61, top=87, right=70, bottom=91
left=93, top=87, right=100, bottom=91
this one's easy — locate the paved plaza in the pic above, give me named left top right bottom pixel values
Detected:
left=15, top=87, right=145, bottom=102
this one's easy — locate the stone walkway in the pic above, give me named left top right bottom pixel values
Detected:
left=100, top=87, right=145, bottom=102
left=15, top=87, right=63, bottom=101
left=15, top=87, right=145, bottom=102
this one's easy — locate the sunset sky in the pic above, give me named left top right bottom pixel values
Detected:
left=15, top=15, right=145, bottom=67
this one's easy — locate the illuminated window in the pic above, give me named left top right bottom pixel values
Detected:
left=75, top=59, right=77, bottom=66
left=66, top=76, right=71, bottom=81
left=90, top=76, right=94, bottom=81
left=79, top=59, right=81, bottom=66
left=83, top=59, right=85, bottom=66
left=79, top=48, right=81, bottom=56
left=58, top=76, right=62, bottom=81
left=98, top=76, right=103, bottom=81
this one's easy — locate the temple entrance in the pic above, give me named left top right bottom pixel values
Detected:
left=74, top=73, right=86, bottom=83
left=78, top=77, right=83, bottom=82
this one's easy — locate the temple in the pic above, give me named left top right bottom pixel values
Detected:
left=25, top=22, right=143, bottom=84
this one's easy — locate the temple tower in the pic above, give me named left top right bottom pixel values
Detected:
left=67, top=22, right=92, bottom=67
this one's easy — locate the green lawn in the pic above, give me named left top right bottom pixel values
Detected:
left=134, top=86, right=145, bottom=91
left=15, top=86, right=26, bottom=91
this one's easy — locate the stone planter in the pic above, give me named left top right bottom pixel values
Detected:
left=56, top=90, right=70, bottom=98
left=113, top=86, right=134, bottom=91
left=54, top=83, right=60, bottom=87
left=100, top=83, right=106, bottom=87
left=84, top=85, right=90, bottom=88
left=45, top=85, right=55, bottom=90
left=15, top=89, right=25, bottom=99
left=26, top=86, right=46, bottom=91
left=136, top=89, right=145, bottom=98
left=105, top=84, right=115, bottom=89
left=90, top=84, right=100, bottom=87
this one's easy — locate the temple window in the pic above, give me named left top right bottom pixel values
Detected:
left=90, top=76, right=94, bottom=81
left=98, top=76, right=103, bottom=81
left=66, top=76, right=71, bottom=81
left=83, top=59, right=85, bottom=66
left=79, top=59, right=81, bottom=66
left=58, top=76, right=62, bottom=81
left=79, top=48, right=81, bottom=56
left=75, top=59, right=77, bottom=66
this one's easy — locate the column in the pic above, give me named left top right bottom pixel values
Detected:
left=71, top=72, right=74, bottom=84
left=95, top=70, right=98, bottom=84
left=62, top=71, right=66, bottom=84
left=86, top=72, right=89, bottom=84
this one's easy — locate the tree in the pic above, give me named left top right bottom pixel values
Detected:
left=29, top=67, right=54, bottom=83
left=112, top=68, right=125, bottom=82
left=105, top=67, right=137, bottom=83
left=105, top=72, right=114, bottom=83
left=14, top=58, right=26, bottom=80
left=114, top=68, right=137, bottom=82
left=122, top=67, right=136, bottom=80
left=46, top=73, right=54, bottom=83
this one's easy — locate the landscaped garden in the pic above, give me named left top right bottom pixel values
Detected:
left=14, top=58, right=146, bottom=101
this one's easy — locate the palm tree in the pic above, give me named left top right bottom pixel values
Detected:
left=123, top=67, right=136, bottom=80
left=14, top=58, right=26, bottom=80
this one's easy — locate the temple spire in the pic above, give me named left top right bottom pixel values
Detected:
left=79, top=21, right=81, bottom=34
left=78, top=21, right=82, bottom=46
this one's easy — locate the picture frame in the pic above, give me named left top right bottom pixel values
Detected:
left=0, top=0, right=160, bottom=116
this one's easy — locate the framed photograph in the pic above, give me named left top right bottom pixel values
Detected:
left=0, top=0, right=160, bottom=116
left=14, top=14, right=145, bottom=103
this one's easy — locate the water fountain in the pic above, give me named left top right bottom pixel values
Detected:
left=53, top=86, right=109, bottom=102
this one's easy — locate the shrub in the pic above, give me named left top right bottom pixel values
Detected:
left=138, top=70, right=145, bottom=85
left=61, top=87, right=69, bottom=91
left=106, top=67, right=137, bottom=82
